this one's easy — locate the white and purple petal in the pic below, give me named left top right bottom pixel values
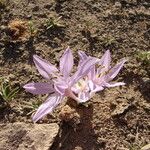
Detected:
left=78, top=50, right=88, bottom=66
left=97, top=50, right=111, bottom=75
left=90, top=84, right=104, bottom=95
left=106, top=58, right=127, bottom=81
left=78, top=91, right=91, bottom=103
left=53, top=77, right=68, bottom=95
left=23, top=82, right=54, bottom=95
left=33, top=55, right=58, bottom=79
left=88, top=65, right=96, bottom=80
left=54, top=83, right=68, bottom=95
left=104, top=82, right=125, bottom=88
left=32, top=93, right=63, bottom=122
left=59, top=47, right=74, bottom=78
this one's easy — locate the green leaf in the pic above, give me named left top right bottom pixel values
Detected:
left=7, top=87, right=19, bottom=100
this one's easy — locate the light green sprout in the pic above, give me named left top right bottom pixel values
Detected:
left=28, top=21, right=37, bottom=36
left=44, top=16, right=64, bottom=30
left=137, top=51, right=150, bottom=65
left=0, top=78, right=19, bottom=102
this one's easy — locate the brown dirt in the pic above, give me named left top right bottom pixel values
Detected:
left=0, top=0, right=150, bottom=149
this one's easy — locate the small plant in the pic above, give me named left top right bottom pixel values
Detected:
left=44, top=16, right=64, bottom=30
left=81, top=20, right=94, bottom=38
left=136, top=51, right=150, bottom=66
left=28, top=21, right=37, bottom=36
left=0, top=78, right=19, bottom=102
left=84, top=20, right=93, bottom=31
left=100, top=35, right=117, bottom=47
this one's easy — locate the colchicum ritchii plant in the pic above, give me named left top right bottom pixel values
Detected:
left=23, top=47, right=126, bottom=122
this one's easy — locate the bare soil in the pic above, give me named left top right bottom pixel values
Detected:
left=0, top=0, right=150, bottom=149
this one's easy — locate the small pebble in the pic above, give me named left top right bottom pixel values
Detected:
left=114, top=2, right=122, bottom=9
left=32, top=5, right=39, bottom=12
left=127, top=134, right=135, bottom=141
left=44, top=4, right=53, bottom=9
left=26, top=14, right=32, bottom=19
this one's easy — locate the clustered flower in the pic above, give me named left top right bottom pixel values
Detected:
left=23, top=47, right=126, bottom=122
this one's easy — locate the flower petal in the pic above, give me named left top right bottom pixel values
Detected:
left=97, top=50, right=111, bottom=74
left=78, top=91, right=91, bottom=103
left=60, top=47, right=74, bottom=78
left=71, top=86, right=80, bottom=94
left=78, top=51, right=96, bottom=80
left=53, top=77, right=68, bottom=95
left=33, top=55, right=58, bottom=79
left=104, top=82, right=125, bottom=87
left=91, top=85, right=104, bottom=94
left=78, top=50, right=88, bottom=66
left=54, top=82, right=68, bottom=95
left=32, top=93, right=63, bottom=122
left=88, top=65, right=96, bottom=80
left=71, top=57, right=99, bottom=86
left=100, top=50, right=111, bottom=69
left=65, top=88, right=79, bottom=101
left=106, top=58, right=126, bottom=81
left=23, top=82, right=54, bottom=95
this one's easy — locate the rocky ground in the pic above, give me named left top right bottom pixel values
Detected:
left=0, top=0, right=150, bottom=150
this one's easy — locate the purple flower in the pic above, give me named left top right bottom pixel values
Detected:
left=74, top=50, right=126, bottom=99
left=23, top=47, right=98, bottom=122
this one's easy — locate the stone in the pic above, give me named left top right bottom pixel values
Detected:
left=114, top=2, right=122, bottom=9
left=32, top=6, right=39, bottom=12
left=0, top=122, right=59, bottom=150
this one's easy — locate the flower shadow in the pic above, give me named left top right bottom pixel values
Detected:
left=50, top=102, right=100, bottom=150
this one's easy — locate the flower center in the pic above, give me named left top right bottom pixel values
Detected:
left=75, top=79, right=88, bottom=91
